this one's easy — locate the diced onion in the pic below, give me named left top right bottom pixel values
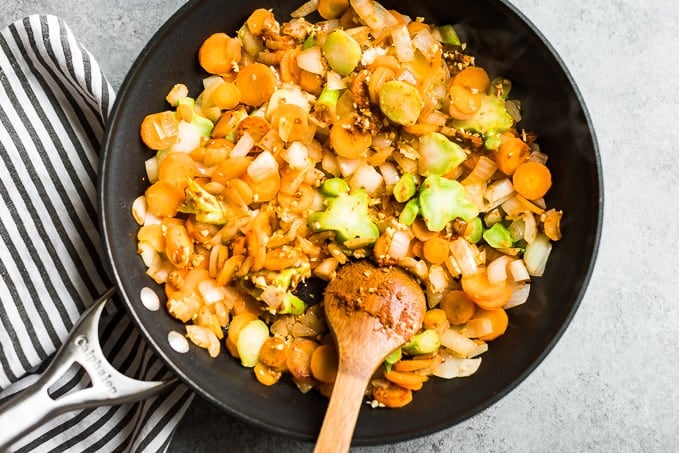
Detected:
left=433, top=349, right=482, bottom=379
left=247, top=150, right=279, bottom=183
left=508, top=258, right=531, bottom=283
left=504, top=282, right=531, bottom=309
left=412, top=29, right=439, bottom=60
left=296, top=45, right=325, bottom=75
left=484, top=178, right=514, bottom=208
left=391, top=24, right=414, bottom=62
left=198, top=279, right=226, bottom=305
left=524, top=233, right=552, bottom=277
left=501, top=195, right=524, bottom=218
left=326, top=71, right=347, bottom=90
left=448, top=238, right=478, bottom=276
left=290, top=0, right=319, bottom=17
left=378, top=161, right=400, bottom=187
left=439, top=328, right=477, bottom=358
left=487, top=255, right=512, bottom=285
left=132, top=196, right=147, bottom=225
left=145, top=157, right=159, bottom=183
left=281, top=141, right=310, bottom=169
left=523, top=211, right=537, bottom=244
left=230, top=131, right=255, bottom=157
left=350, top=164, right=384, bottom=194
left=336, top=156, right=365, bottom=177
left=388, top=230, right=411, bottom=260
left=169, top=120, right=202, bottom=152
left=463, top=156, right=497, bottom=185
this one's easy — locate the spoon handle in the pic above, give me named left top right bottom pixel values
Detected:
left=314, top=369, right=370, bottom=453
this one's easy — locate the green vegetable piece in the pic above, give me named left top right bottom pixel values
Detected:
left=302, top=32, right=316, bottom=49
left=178, top=178, right=229, bottom=225
left=488, top=76, right=512, bottom=100
left=378, top=80, right=424, bottom=126
left=484, top=133, right=503, bottom=151
left=319, top=177, right=350, bottom=197
left=176, top=97, right=214, bottom=136
left=402, top=329, right=440, bottom=355
left=437, top=24, right=461, bottom=46
left=317, top=86, right=341, bottom=109
left=399, top=197, right=420, bottom=226
left=418, top=175, right=479, bottom=232
left=308, top=189, right=380, bottom=247
left=323, top=29, right=362, bottom=76
left=384, top=348, right=402, bottom=373
left=464, top=217, right=483, bottom=244
left=393, top=173, right=417, bottom=203
left=450, top=94, right=513, bottom=137
left=236, top=319, right=269, bottom=367
left=280, top=293, right=306, bottom=315
left=417, top=132, right=467, bottom=176
left=483, top=222, right=514, bottom=249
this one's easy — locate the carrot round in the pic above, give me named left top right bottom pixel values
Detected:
left=329, top=114, right=372, bottom=158
left=383, top=369, right=428, bottom=391
left=235, top=63, right=277, bottom=107
left=317, top=0, right=350, bottom=19
left=392, top=357, right=435, bottom=372
left=470, top=307, right=509, bottom=341
left=145, top=180, right=185, bottom=218
left=158, top=152, right=196, bottom=187
left=422, top=308, right=448, bottom=331
left=512, top=161, right=552, bottom=200
left=211, top=156, right=252, bottom=185
left=452, top=66, right=491, bottom=93
left=258, top=336, right=290, bottom=371
left=271, top=103, right=309, bottom=143
left=198, top=33, right=242, bottom=74
left=211, top=81, right=241, bottom=110
left=310, top=343, right=339, bottom=384
left=448, top=84, right=482, bottom=116
left=461, top=270, right=512, bottom=310
left=440, top=290, right=476, bottom=325
left=140, top=111, right=178, bottom=150
left=495, top=137, right=530, bottom=175
left=226, top=312, right=259, bottom=358
left=372, top=383, right=412, bottom=408
left=286, top=338, right=318, bottom=380
left=422, top=237, right=450, bottom=265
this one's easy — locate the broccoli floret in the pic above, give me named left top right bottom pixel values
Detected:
left=178, top=178, right=229, bottom=225
left=308, top=181, right=380, bottom=249
left=418, top=175, right=478, bottom=232
left=450, top=94, right=513, bottom=137
left=417, top=132, right=467, bottom=176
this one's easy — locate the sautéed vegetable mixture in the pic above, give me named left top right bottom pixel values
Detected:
left=133, top=0, right=563, bottom=408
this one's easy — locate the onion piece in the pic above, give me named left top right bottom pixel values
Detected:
left=433, top=349, right=482, bottom=379
left=448, top=237, right=478, bottom=277
left=523, top=211, right=537, bottom=244
left=485, top=178, right=514, bottom=208
left=391, top=24, right=414, bottom=62
left=524, top=233, right=552, bottom=277
left=296, top=45, right=325, bottom=75
left=290, top=0, right=319, bottom=17
left=378, top=161, right=400, bottom=187
left=412, top=29, right=440, bottom=60
left=350, top=164, right=384, bottom=194
left=462, top=156, right=497, bottom=185
left=247, top=150, right=279, bottom=183
left=508, top=258, right=531, bottom=283
left=145, top=157, right=159, bottom=183
left=487, top=255, right=512, bottom=285
left=230, top=131, right=255, bottom=157
left=388, top=230, right=411, bottom=260
left=504, top=282, right=531, bottom=309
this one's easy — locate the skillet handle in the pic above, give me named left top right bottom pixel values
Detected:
left=0, top=289, right=176, bottom=451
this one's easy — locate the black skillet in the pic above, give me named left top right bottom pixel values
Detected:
left=98, top=0, right=602, bottom=445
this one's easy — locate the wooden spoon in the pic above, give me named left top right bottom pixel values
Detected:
left=314, top=260, right=426, bottom=453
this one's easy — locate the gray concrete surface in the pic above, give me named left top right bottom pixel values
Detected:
left=2, top=1, right=677, bottom=451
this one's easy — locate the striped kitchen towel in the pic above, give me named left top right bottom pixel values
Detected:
left=0, top=14, right=194, bottom=452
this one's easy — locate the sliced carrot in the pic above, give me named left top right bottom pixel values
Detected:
left=263, top=247, right=302, bottom=271
left=198, top=33, right=242, bottom=75
left=211, top=110, right=241, bottom=139
left=277, top=182, right=315, bottom=213
left=392, top=357, right=435, bottom=372
left=411, top=218, right=439, bottom=241
left=253, top=361, right=282, bottom=386
left=286, top=338, right=318, bottom=380
left=383, top=370, right=428, bottom=391
left=461, top=269, right=512, bottom=310
left=211, top=156, right=252, bottom=185
left=140, top=111, right=179, bottom=150
left=299, top=70, right=323, bottom=97
left=310, top=343, right=339, bottom=384
left=226, top=312, right=259, bottom=358
left=422, top=308, right=448, bottom=331
left=270, top=103, right=309, bottom=143
left=279, top=48, right=302, bottom=84
left=422, top=237, right=450, bottom=265
left=452, top=66, right=490, bottom=93
left=329, top=114, right=372, bottom=158
left=258, top=336, right=290, bottom=371
left=448, top=84, right=482, bottom=116
left=145, top=180, right=185, bottom=218
left=372, top=382, right=413, bottom=408
left=512, top=161, right=552, bottom=200
left=440, top=290, right=476, bottom=325
left=235, top=63, right=277, bottom=107
left=242, top=171, right=281, bottom=203
left=211, top=81, right=241, bottom=110
left=158, top=152, right=196, bottom=188
left=317, top=0, right=350, bottom=19
left=495, top=137, right=530, bottom=175
left=246, top=8, right=277, bottom=37
left=470, top=307, right=508, bottom=341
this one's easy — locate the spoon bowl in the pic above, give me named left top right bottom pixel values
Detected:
left=314, top=261, right=427, bottom=453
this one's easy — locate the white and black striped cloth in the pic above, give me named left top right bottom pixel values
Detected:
left=0, top=15, right=194, bottom=452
